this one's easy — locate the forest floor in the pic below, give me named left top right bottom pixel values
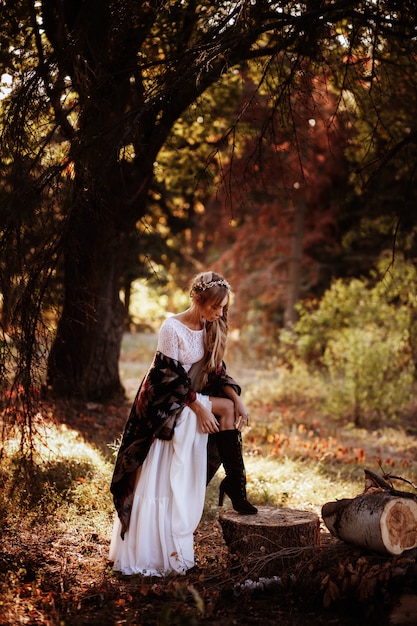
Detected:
left=1, top=334, right=417, bottom=625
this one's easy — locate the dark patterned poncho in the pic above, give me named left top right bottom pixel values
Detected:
left=110, top=351, right=240, bottom=538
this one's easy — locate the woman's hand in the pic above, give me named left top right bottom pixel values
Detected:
left=189, top=400, right=220, bottom=434
left=233, top=396, right=250, bottom=431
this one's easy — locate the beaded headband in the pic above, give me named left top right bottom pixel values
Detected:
left=192, top=278, right=230, bottom=293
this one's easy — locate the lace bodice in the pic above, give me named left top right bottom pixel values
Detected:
left=157, top=317, right=205, bottom=372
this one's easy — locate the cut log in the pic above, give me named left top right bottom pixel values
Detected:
left=322, top=492, right=417, bottom=555
left=218, top=506, right=320, bottom=575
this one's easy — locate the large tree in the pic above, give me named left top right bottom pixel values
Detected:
left=1, top=0, right=417, bottom=403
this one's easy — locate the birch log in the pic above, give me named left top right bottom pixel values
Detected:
left=322, top=492, right=417, bottom=555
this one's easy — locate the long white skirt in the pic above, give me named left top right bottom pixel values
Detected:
left=109, top=394, right=210, bottom=576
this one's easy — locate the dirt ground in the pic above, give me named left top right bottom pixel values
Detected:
left=2, top=397, right=417, bottom=626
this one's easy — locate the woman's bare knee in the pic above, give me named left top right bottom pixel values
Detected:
left=210, top=397, right=235, bottom=430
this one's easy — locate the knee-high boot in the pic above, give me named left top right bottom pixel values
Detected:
left=215, top=429, right=257, bottom=514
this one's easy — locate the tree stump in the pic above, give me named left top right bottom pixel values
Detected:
left=218, top=506, right=320, bottom=577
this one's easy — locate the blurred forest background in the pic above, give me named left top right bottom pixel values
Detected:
left=1, top=1, right=417, bottom=624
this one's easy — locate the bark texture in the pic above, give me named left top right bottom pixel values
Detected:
left=219, top=505, right=320, bottom=575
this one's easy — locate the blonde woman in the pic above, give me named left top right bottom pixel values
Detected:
left=109, top=271, right=256, bottom=576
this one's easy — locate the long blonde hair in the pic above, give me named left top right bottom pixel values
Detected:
left=189, top=271, right=230, bottom=377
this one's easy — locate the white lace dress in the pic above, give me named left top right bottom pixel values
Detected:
left=109, top=317, right=210, bottom=576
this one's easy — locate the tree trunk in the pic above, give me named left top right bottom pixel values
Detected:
left=46, top=201, right=127, bottom=400
left=322, top=493, right=417, bottom=555
left=44, top=18, right=157, bottom=401
left=219, top=506, right=320, bottom=576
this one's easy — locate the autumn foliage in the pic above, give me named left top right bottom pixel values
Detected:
left=192, top=69, right=349, bottom=335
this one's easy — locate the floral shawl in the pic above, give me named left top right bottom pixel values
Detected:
left=110, top=350, right=240, bottom=538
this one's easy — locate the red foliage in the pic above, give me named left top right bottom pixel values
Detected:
left=194, top=68, right=350, bottom=332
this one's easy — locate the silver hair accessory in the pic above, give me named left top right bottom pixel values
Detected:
left=193, top=279, right=230, bottom=292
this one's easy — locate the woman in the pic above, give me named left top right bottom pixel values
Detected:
left=109, top=271, right=257, bottom=576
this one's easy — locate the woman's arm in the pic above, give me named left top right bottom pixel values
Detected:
left=223, top=384, right=250, bottom=430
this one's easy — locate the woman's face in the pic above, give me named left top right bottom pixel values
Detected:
left=200, top=294, right=228, bottom=322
